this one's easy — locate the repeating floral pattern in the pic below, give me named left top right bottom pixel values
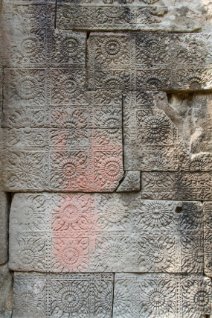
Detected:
left=57, top=1, right=203, bottom=31
left=88, top=33, right=212, bottom=91
left=13, top=273, right=113, bottom=318
left=113, top=274, right=212, bottom=318
left=10, top=193, right=204, bottom=273
left=2, top=1, right=212, bottom=318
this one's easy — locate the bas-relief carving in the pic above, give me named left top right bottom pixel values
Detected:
left=113, top=273, right=212, bottom=318
left=204, top=202, right=212, bottom=277
left=1, top=5, right=124, bottom=192
left=9, top=193, right=204, bottom=273
left=13, top=272, right=113, bottom=318
left=56, top=0, right=205, bottom=32
left=1, top=0, right=212, bottom=316
left=88, top=32, right=212, bottom=92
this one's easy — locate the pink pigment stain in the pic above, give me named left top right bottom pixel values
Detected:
left=52, top=194, right=100, bottom=272
left=51, top=109, right=123, bottom=271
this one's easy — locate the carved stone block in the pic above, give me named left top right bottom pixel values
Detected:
left=57, top=1, right=204, bottom=32
left=13, top=272, right=113, bottom=318
left=124, top=92, right=212, bottom=171
left=10, top=193, right=203, bottom=273
left=88, top=32, right=212, bottom=92
left=3, top=89, right=124, bottom=192
left=0, top=193, right=9, bottom=265
left=1, top=3, right=55, bottom=66
left=204, top=202, right=212, bottom=277
left=141, top=171, right=212, bottom=200
left=113, top=273, right=212, bottom=318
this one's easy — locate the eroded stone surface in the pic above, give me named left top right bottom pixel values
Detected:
left=57, top=1, right=205, bottom=32
left=124, top=92, right=212, bottom=171
left=0, top=193, right=9, bottom=264
left=10, top=193, right=203, bottom=273
left=113, top=273, right=212, bottom=318
left=116, top=171, right=141, bottom=192
left=141, top=171, right=212, bottom=200
left=13, top=272, right=113, bottom=318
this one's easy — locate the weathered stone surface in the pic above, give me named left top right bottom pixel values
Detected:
left=1, top=3, right=55, bottom=67
left=2, top=88, right=124, bottom=192
left=124, top=92, right=212, bottom=171
left=0, top=193, right=9, bottom=264
left=57, top=1, right=205, bottom=32
left=113, top=273, right=212, bottom=318
left=204, top=202, right=212, bottom=277
left=10, top=193, right=203, bottom=273
left=116, top=171, right=141, bottom=192
left=13, top=272, right=113, bottom=318
left=0, top=265, right=12, bottom=318
left=141, top=171, right=212, bottom=200
left=88, top=32, right=212, bottom=92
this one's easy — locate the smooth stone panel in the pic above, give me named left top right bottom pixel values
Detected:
left=10, top=193, right=203, bottom=273
left=13, top=272, right=113, bottom=318
left=113, top=273, right=212, bottom=318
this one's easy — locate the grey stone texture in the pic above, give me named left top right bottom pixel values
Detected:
left=13, top=272, right=113, bottom=318
left=124, top=92, right=212, bottom=172
left=113, top=273, right=212, bottom=318
left=0, top=265, right=12, bottom=318
left=88, top=32, right=212, bottom=92
left=57, top=0, right=207, bottom=32
left=1, top=2, right=124, bottom=192
left=10, top=193, right=204, bottom=273
left=1, top=0, right=212, bottom=316
left=0, top=193, right=9, bottom=264
left=204, top=202, right=212, bottom=277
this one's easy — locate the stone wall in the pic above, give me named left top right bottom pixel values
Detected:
left=0, top=0, right=212, bottom=317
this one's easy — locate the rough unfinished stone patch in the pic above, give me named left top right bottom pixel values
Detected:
left=10, top=193, right=204, bottom=273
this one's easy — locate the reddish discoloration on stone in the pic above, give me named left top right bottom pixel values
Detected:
left=52, top=194, right=99, bottom=271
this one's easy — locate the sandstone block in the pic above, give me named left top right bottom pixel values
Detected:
left=2, top=89, right=124, bottom=192
left=204, top=202, right=212, bottom=277
left=57, top=1, right=204, bottom=32
left=13, top=272, right=113, bottom=318
left=113, top=273, right=212, bottom=318
left=10, top=193, right=203, bottom=273
left=116, top=171, right=141, bottom=192
left=124, top=92, right=212, bottom=171
left=141, top=171, right=212, bottom=200
left=88, top=32, right=212, bottom=92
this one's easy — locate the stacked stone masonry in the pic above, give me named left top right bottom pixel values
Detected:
left=0, top=0, right=212, bottom=317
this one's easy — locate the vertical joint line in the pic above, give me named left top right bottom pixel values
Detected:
left=54, top=0, right=58, bottom=29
